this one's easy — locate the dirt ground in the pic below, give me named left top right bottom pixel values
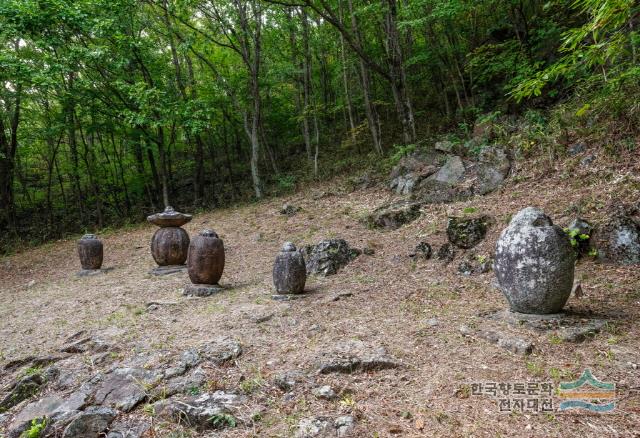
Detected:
left=1, top=154, right=640, bottom=437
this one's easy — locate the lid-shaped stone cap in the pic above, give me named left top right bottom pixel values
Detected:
left=508, top=207, right=553, bottom=227
left=81, top=233, right=98, bottom=240
left=200, top=229, right=219, bottom=238
left=282, top=242, right=297, bottom=252
left=147, top=205, right=193, bottom=227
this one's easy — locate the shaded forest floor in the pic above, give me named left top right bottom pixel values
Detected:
left=1, top=151, right=640, bottom=437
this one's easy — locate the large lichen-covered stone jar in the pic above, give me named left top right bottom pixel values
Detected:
left=494, top=207, right=575, bottom=314
left=187, top=229, right=225, bottom=285
left=147, top=206, right=192, bottom=266
left=78, top=234, right=103, bottom=270
left=273, top=242, right=306, bottom=294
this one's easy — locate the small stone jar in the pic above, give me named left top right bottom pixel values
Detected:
left=147, top=206, right=192, bottom=266
left=78, top=234, right=103, bottom=270
left=494, top=207, right=575, bottom=314
left=273, top=242, right=306, bottom=294
left=188, top=230, right=225, bottom=285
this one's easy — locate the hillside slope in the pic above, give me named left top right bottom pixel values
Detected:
left=1, top=152, right=639, bottom=437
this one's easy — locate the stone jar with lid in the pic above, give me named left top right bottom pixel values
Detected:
left=147, top=206, right=192, bottom=268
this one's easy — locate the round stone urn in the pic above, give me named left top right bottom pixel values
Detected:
left=147, top=206, right=192, bottom=267
left=494, top=207, right=575, bottom=314
left=273, top=242, right=306, bottom=294
left=188, top=230, right=225, bottom=285
left=78, top=234, right=103, bottom=270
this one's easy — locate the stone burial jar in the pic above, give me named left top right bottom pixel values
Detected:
left=272, top=242, right=306, bottom=298
left=147, top=206, right=192, bottom=275
left=77, top=234, right=104, bottom=276
left=494, top=207, right=575, bottom=314
left=184, top=229, right=225, bottom=297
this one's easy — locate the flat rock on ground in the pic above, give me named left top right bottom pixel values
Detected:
left=314, top=340, right=400, bottom=374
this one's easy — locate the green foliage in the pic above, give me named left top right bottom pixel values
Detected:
left=209, top=413, right=237, bottom=428
left=563, top=227, right=590, bottom=249
left=20, top=418, right=46, bottom=438
left=389, top=143, right=417, bottom=166
left=1, top=0, right=638, bottom=251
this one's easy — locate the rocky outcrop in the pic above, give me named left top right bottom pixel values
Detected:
left=389, top=145, right=511, bottom=205
left=302, top=239, right=361, bottom=276
left=446, top=216, right=490, bottom=249
left=592, top=208, right=640, bottom=265
left=364, top=202, right=421, bottom=230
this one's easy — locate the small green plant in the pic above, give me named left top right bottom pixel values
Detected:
left=142, top=403, right=155, bottom=416
left=209, top=413, right=237, bottom=428
left=21, top=418, right=46, bottom=438
left=525, top=360, right=544, bottom=377
left=462, top=207, right=477, bottom=215
left=21, top=366, right=42, bottom=377
left=549, top=333, right=563, bottom=345
left=275, top=174, right=296, bottom=192
left=563, top=227, right=589, bottom=249
left=389, top=143, right=417, bottom=165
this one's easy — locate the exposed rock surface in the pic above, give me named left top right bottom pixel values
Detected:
left=364, top=202, right=421, bottom=230
left=312, top=385, right=336, bottom=400
left=154, top=391, right=245, bottom=430
left=295, top=415, right=355, bottom=438
left=281, top=203, right=301, bottom=216
left=0, top=373, right=46, bottom=411
left=302, top=239, right=361, bottom=276
left=592, top=209, right=640, bottom=264
left=494, top=207, right=575, bottom=314
left=388, top=145, right=511, bottom=204
left=62, top=406, right=117, bottom=438
left=314, top=340, right=400, bottom=374
left=436, top=243, right=456, bottom=263
left=389, top=151, right=439, bottom=195
left=447, top=216, right=490, bottom=249
left=409, top=242, right=432, bottom=260
left=92, top=367, right=162, bottom=412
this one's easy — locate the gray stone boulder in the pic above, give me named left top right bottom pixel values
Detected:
left=280, top=204, right=301, bottom=216
left=436, top=243, right=456, bottom=263
left=273, top=242, right=306, bottom=294
left=409, top=242, right=432, bottom=260
left=364, top=202, right=421, bottom=230
left=446, top=216, right=490, bottom=249
left=494, top=207, right=575, bottom=314
left=0, top=373, right=46, bottom=411
left=153, top=391, right=245, bottom=430
left=62, top=406, right=117, bottom=438
left=592, top=211, right=640, bottom=264
left=314, top=340, right=400, bottom=374
left=473, top=146, right=511, bottom=195
left=302, top=239, right=361, bottom=276
left=295, top=415, right=355, bottom=438
left=92, top=367, right=162, bottom=412
left=389, top=151, right=439, bottom=195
